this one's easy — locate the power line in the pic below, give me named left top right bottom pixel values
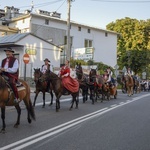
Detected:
left=18, top=0, right=64, bottom=9
left=91, top=0, right=150, bottom=3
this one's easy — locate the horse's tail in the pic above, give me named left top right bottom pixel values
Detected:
left=28, top=99, right=36, bottom=121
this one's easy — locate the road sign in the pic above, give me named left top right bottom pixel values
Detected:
left=142, top=72, right=146, bottom=76
left=23, top=53, right=30, bottom=64
left=114, top=64, right=119, bottom=69
left=122, top=66, right=126, bottom=72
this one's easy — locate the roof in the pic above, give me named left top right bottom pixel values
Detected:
left=0, top=33, right=61, bottom=49
left=0, top=33, right=29, bottom=44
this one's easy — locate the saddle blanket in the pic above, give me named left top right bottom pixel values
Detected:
left=8, top=84, right=25, bottom=92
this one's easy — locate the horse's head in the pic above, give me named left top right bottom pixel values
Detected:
left=39, top=70, right=50, bottom=82
left=124, top=74, right=131, bottom=82
left=89, top=69, right=97, bottom=82
left=34, top=68, right=42, bottom=83
left=39, top=70, right=59, bottom=83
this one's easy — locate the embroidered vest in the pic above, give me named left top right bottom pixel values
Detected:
left=2, top=57, right=19, bottom=79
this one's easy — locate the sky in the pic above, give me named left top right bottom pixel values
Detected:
left=0, top=0, right=150, bottom=29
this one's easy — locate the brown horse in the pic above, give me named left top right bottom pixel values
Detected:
left=39, top=70, right=79, bottom=112
left=124, top=74, right=134, bottom=96
left=33, top=68, right=53, bottom=108
left=0, top=75, right=35, bottom=133
left=134, top=79, right=141, bottom=94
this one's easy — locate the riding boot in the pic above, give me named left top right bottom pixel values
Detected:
left=10, top=84, right=20, bottom=103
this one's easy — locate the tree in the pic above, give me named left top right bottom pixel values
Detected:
left=106, top=17, right=150, bottom=75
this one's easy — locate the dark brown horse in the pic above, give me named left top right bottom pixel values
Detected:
left=33, top=68, right=53, bottom=108
left=39, top=70, right=79, bottom=112
left=76, top=64, right=88, bottom=103
left=88, top=69, right=98, bottom=104
left=0, top=75, right=35, bottom=133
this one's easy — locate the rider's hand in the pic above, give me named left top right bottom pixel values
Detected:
left=0, top=68, right=6, bottom=72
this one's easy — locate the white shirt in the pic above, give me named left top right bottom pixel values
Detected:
left=0, top=58, right=19, bottom=73
left=41, top=64, right=51, bottom=74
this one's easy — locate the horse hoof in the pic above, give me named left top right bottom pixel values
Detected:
left=14, top=124, right=19, bottom=128
left=0, top=129, right=5, bottom=134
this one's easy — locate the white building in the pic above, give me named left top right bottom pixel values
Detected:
left=0, top=6, right=118, bottom=67
left=0, top=33, right=61, bottom=78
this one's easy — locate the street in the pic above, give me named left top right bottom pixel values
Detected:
left=0, top=91, right=150, bottom=150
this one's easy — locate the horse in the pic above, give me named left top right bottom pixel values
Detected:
left=134, top=79, right=141, bottom=93
left=76, top=64, right=88, bottom=103
left=39, top=70, right=79, bottom=112
left=0, top=75, right=35, bottom=133
left=33, top=68, right=54, bottom=108
left=124, top=74, right=134, bottom=96
left=117, top=74, right=127, bottom=93
left=88, top=69, right=99, bottom=104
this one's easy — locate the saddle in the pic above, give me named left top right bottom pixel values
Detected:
left=62, top=87, right=70, bottom=95
left=2, top=75, right=25, bottom=91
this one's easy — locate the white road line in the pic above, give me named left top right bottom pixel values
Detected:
left=1, top=93, right=150, bottom=150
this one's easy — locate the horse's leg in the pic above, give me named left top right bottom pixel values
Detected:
left=85, top=87, right=88, bottom=101
left=56, top=94, right=61, bottom=112
left=82, top=89, right=86, bottom=103
left=76, top=93, right=79, bottom=109
left=70, top=96, right=75, bottom=110
left=42, top=92, right=46, bottom=108
left=33, top=91, right=40, bottom=107
left=91, top=88, right=95, bottom=104
left=49, top=91, right=53, bottom=106
left=1, top=107, right=6, bottom=133
left=14, top=104, right=21, bottom=128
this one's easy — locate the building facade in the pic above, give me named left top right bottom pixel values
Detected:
left=0, top=6, right=118, bottom=68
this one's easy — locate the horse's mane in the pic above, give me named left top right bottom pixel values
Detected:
left=49, top=71, right=59, bottom=79
left=0, top=75, right=8, bottom=89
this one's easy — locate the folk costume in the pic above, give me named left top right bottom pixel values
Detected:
left=40, top=58, right=51, bottom=92
left=41, top=58, right=51, bottom=74
left=0, top=47, right=19, bottom=103
left=106, top=67, right=115, bottom=85
left=60, top=65, right=79, bottom=93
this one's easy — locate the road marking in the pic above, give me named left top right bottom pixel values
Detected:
left=1, top=93, right=150, bottom=150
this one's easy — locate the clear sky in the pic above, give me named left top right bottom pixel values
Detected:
left=0, top=0, right=150, bottom=29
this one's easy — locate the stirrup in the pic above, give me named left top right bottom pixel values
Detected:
left=14, top=98, right=20, bottom=104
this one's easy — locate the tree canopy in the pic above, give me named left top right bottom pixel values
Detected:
left=106, top=17, right=150, bottom=75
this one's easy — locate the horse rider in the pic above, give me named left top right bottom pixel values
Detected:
left=41, top=58, right=51, bottom=74
left=40, top=58, right=51, bottom=92
left=106, top=67, right=115, bottom=86
left=59, top=60, right=79, bottom=94
left=124, top=67, right=135, bottom=88
left=124, top=67, right=134, bottom=76
left=0, top=47, right=20, bottom=103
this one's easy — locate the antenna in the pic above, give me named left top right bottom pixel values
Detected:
left=31, top=1, right=34, bottom=12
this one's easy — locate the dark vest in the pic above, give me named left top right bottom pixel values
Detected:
left=2, top=57, right=19, bottom=79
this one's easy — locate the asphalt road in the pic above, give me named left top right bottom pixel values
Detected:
left=1, top=91, right=150, bottom=150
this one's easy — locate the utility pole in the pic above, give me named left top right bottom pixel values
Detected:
left=67, top=0, right=71, bottom=62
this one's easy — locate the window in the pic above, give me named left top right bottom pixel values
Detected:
left=78, top=26, right=81, bottom=31
left=64, top=36, right=73, bottom=45
left=84, top=39, right=93, bottom=47
left=105, top=32, right=108, bottom=37
left=45, top=19, right=49, bottom=25
left=87, top=29, right=91, bottom=33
